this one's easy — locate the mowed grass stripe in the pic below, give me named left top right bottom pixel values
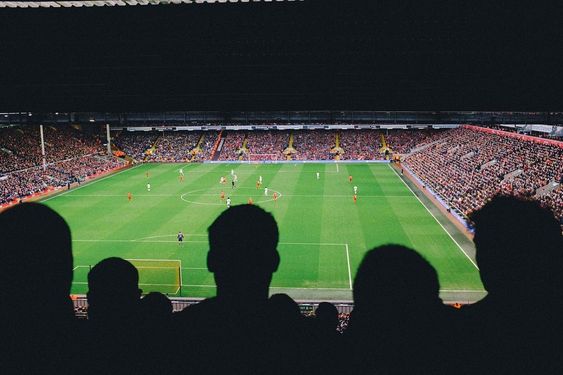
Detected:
left=42, top=162, right=483, bottom=300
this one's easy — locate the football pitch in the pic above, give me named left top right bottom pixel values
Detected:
left=42, top=162, right=485, bottom=302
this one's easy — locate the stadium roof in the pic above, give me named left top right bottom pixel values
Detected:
left=0, top=2, right=561, bottom=111
left=0, top=0, right=302, bottom=8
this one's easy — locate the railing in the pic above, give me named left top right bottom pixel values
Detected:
left=71, top=295, right=355, bottom=316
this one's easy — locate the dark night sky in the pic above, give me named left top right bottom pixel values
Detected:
left=0, top=1, right=561, bottom=112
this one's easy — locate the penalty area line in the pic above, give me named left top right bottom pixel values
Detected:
left=345, top=244, right=353, bottom=290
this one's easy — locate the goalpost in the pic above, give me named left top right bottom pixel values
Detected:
left=126, top=259, right=182, bottom=296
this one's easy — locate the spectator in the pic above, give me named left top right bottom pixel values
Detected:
left=459, top=196, right=563, bottom=374
left=345, top=245, right=456, bottom=374
left=0, top=203, right=78, bottom=373
left=174, top=204, right=307, bottom=374
left=84, top=257, right=145, bottom=373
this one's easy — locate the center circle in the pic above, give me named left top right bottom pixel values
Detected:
left=180, top=187, right=282, bottom=206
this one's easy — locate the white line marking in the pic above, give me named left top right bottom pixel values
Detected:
left=136, top=234, right=207, bottom=240
left=177, top=285, right=352, bottom=290
left=127, top=258, right=182, bottom=262
left=42, top=165, right=142, bottom=202
left=345, top=243, right=353, bottom=289
left=72, top=239, right=348, bottom=246
left=73, top=281, right=180, bottom=287
left=440, top=289, right=487, bottom=292
left=280, top=241, right=347, bottom=246
left=72, top=266, right=79, bottom=271
left=58, top=193, right=411, bottom=198
left=388, top=164, right=479, bottom=270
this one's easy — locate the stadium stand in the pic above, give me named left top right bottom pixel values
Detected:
left=145, top=131, right=201, bottom=162
left=2, top=125, right=561, bottom=226
left=245, top=130, right=289, bottom=161
left=0, top=126, right=126, bottom=206
left=293, top=130, right=337, bottom=160
left=339, top=130, right=382, bottom=160
left=217, top=131, right=247, bottom=161
left=404, top=127, right=563, bottom=222
left=191, top=131, right=219, bottom=162
left=113, top=131, right=160, bottom=161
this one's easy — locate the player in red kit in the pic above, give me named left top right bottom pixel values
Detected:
left=353, top=194, right=357, bottom=204
left=127, top=192, right=132, bottom=202
left=220, top=191, right=225, bottom=201
left=349, top=175, right=353, bottom=183
left=248, top=197, right=254, bottom=205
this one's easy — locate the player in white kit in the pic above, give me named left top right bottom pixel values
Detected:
left=147, top=183, right=151, bottom=192
left=226, top=197, right=231, bottom=208
left=316, top=172, right=320, bottom=180
left=264, top=187, right=268, bottom=196
left=354, top=185, right=358, bottom=194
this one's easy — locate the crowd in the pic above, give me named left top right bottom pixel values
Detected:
left=293, top=130, right=337, bottom=160
left=113, top=131, right=160, bottom=161
left=106, top=129, right=437, bottom=162
left=0, top=126, right=102, bottom=173
left=2, top=198, right=562, bottom=374
left=217, top=131, right=247, bottom=161
left=244, top=130, right=289, bottom=160
left=385, top=129, right=439, bottom=154
left=0, top=126, right=126, bottom=206
left=191, top=132, right=219, bottom=162
left=145, top=132, right=202, bottom=162
left=405, top=127, right=563, bottom=221
left=339, top=130, right=382, bottom=160
left=0, top=154, right=125, bottom=205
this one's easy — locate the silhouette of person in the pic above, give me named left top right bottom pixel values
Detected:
left=0, top=203, right=77, bottom=374
left=314, top=302, right=339, bottom=335
left=87, top=257, right=142, bottom=322
left=460, top=196, right=563, bottom=374
left=174, top=204, right=285, bottom=374
left=345, top=245, right=456, bottom=374
left=140, top=291, right=173, bottom=324
left=84, top=257, right=146, bottom=374
left=308, top=302, right=341, bottom=372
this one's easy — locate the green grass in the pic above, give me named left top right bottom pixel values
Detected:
left=43, top=162, right=485, bottom=302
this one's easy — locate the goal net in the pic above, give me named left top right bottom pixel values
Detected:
left=126, top=259, right=182, bottom=295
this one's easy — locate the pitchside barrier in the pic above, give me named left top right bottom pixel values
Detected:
left=70, top=295, right=355, bottom=317
left=401, top=164, right=473, bottom=232
left=204, top=160, right=391, bottom=164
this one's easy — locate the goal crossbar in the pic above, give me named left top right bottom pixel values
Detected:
left=126, top=258, right=183, bottom=295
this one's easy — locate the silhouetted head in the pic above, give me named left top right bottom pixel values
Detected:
left=353, top=245, right=441, bottom=314
left=0, top=203, right=73, bottom=318
left=140, top=292, right=172, bottom=321
left=87, top=257, right=141, bottom=322
left=269, top=293, right=301, bottom=323
left=470, top=195, right=563, bottom=297
left=315, top=302, right=339, bottom=332
left=207, top=204, right=280, bottom=300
